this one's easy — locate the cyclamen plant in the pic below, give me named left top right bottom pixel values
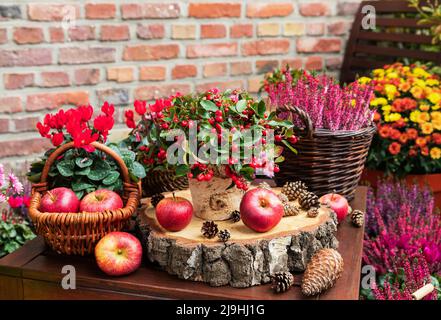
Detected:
left=264, top=67, right=375, bottom=131
left=28, top=103, right=146, bottom=199
left=123, top=89, right=297, bottom=190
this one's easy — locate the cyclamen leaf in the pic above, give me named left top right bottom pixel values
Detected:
left=87, top=160, right=110, bottom=181
left=131, top=162, right=146, bottom=179
left=121, top=150, right=136, bottom=162
left=56, top=160, right=74, bottom=177
left=103, top=171, right=120, bottom=185
left=200, top=100, right=218, bottom=112
left=72, top=181, right=95, bottom=191
left=75, top=157, right=93, bottom=168
left=76, top=167, right=91, bottom=176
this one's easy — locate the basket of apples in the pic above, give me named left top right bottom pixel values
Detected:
left=27, top=103, right=146, bottom=255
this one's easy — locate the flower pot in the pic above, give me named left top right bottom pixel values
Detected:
left=361, top=168, right=441, bottom=209
left=188, top=175, right=244, bottom=221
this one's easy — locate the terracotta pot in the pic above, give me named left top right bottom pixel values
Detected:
left=361, top=168, right=441, bottom=209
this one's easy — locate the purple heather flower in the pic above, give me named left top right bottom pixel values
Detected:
left=8, top=173, right=23, bottom=195
left=0, top=164, right=5, bottom=189
left=0, top=194, right=6, bottom=203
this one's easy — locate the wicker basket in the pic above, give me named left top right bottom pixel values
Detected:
left=275, top=105, right=376, bottom=201
left=29, top=141, right=140, bottom=255
left=142, top=170, right=188, bottom=197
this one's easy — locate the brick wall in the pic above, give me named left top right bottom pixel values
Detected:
left=0, top=0, right=363, bottom=173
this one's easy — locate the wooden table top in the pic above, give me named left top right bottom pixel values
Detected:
left=0, top=186, right=367, bottom=300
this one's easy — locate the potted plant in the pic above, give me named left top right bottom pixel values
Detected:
left=263, top=67, right=375, bottom=200
left=124, top=88, right=297, bottom=220
left=358, top=63, right=441, bottom=207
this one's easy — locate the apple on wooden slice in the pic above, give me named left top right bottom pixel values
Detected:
left=319, top=193, right=349, bottom=223
left=155, top=194, right=193, bottom=232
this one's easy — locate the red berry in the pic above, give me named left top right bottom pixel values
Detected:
left=208, top=118, right=215, bottom=125
left=274, top=165, right=280, bottom=173
left=261, top=138, right=266, bottom=145
left=215, top=116, right=223, bottom=122
left=188, top=173, right=193, bottom=178
left=275, top=135, right=282, bottom=142
left=197, top=174, right=205, bottom=181
left=215, top=110, right=223, bottom=117
left=288, top=136, right=298, bottom=144
left=181, top=120, right=188, bottom=127
left=161, top=123, right=169, bottom=129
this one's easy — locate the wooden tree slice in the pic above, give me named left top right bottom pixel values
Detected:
left=136, top=188, right=339, bottom=288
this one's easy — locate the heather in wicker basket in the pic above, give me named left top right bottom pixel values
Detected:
left=264, top=68, right=376, bottom=200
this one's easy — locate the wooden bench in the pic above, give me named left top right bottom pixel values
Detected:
left=340, top=0, right=440, bottom=84
left=0, top=187, right=367, bottom=300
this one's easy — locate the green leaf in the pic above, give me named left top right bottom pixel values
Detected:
left=75, top=157, right=93, bottom=168
left=235, top=100, right=247, bottom=113
left=56, top=160, right=74, bottom=177
left=121, top=150, right=136, bottom=162
left=27, top=173, right=42, bottom=183
left=74, top=190, right=84, bottom=199
left=257, top=100, right=266, bottom=117
left=72, top=180, right=95, bottom=191
left=200, top=100, right=218, bottom=112
left=175, top=164, right=189, bottom=177
left=76, top=167, right=91, bottom=176
left=281, top=140, right=297, bottom=154
left=267, top=120, right=294, bottom=128
left=131, top=162, right=146, bottom=179
left=102, top=171, right=120, bottom=185
left=87, top=159, right=111, bottom=181
left=275, top=156, right=285, bottom=163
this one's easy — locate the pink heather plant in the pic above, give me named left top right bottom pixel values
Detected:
left=372, top=253, right=437, bottom=300
left=266, top=69, right=374, bottom=131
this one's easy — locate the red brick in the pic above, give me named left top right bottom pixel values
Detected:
left=0, top=29, right=7, bottom=44
left=49, top=27, right=64, bottom=43
left=257, top=23, right=280, bottom=37
left=135, top=84, right=192, bottom=100
left=172, top=65, right=197, bottom=79
left=337, top=2, right=361, bottom=16
left=123, top=44, right=179, bottom=61
left=0, top=138, right=51, bottom=158
left=203, top=63, right=227, bottom=78
left=326, top=57, right=342, bottom=70
left=139, top=66, right=166, bottom=81
left=137, top=24, right=165, bottom=39
left=59, top=47, right=115, bottom=64
left=0, top=48, right=52, bottom=67
left=196, top=80, right=244, bottom=93
left=247, top=77, right=261, bottom=93
left=305, top=56, right=324, bottom=70
left=281, top=58, right=303, bottom=69
left=96, top=88, right=129, bottom=105
left=186, top=43, right=237, bottom=58
left=201, top=24, right=226, bottom=39
left=13, top=27, right=44, bottom=44
left=100, top=25, right=129, bottom=41
left=68, top=26, right=95, bottom=41
left=40, top=71, right=70, bottom=88
left=230, top=61, right=252, bottom=76
left=26, top=91, right=89, bottom=111
left=4, top=73, right=34, bottom=90
left=230, top=24, right=253, bottom=38
left=107, top=66, right=134, bottom=83
left=327, top=21, right=350, bottom=35
left=241, top=40, right=290, bottom=56
left=0, top=119, right=9, bottom=133
left=256, top=60, right=279, bottom=74
left=171, top=25, right=196, bottom=39
left=306, top=23, right=325, bottom=36
left=74, top=68, right=100, bottom=85
left=299, top=3, right=331, bottom=17
left=188, top=3, right=241, bottom=18
left=247, top=3, right=293, bottom=18
left=27, top=4, right=80, bottom=21
left=85, top=3, right=116, bottom=19
left=13, top=116, right=40, bottom=132
left=121, top=3, right=180, bottom=19
left=296, top=38, right=341, bottom=53
left=0, top=97, right=22, bottom=113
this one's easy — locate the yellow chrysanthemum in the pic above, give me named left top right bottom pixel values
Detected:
left=410, top=110, right=421, bottom=122
left=388, top=113, right=401, bottom=122
left=428, top=92, right=441, bottom=105
left=433, top=119, right=441, bottom=130
left=426, top=79, right=440, bottom=86
left=414, top=79, right=426, bottom=88
left=386, top=72, right=399, bottom=79
left=370, top=97, right=388, bottom=107
left=410, top=86, right=424, bottom=99
left=433, top=105, right=440, bottom=110
left=384, top=84, right=397, bottom=100
left=421, top=122, right=434, bottom=134
left=418, top=112, right=430, bottom=123
left=420, top=104, right=431, bottom=111
left=358, top=77, right=371, bottom=85
left=402, top=66, right=410, bottom=72
left=431, top=111, right=441, bottom=122
left=413, top=67, right=430, bottom=78
left=382, top=105, right=392, bottom=112
left=373, top=69, right=385, bottom=77
left=430, top=147, right=441, bottom=160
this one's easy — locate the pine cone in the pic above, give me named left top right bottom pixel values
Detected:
left=278, top=193, right=289, bottom=204
left=201, top=221, right=219, bottom=239
left=281, top=181, right=308, bottom=201
left=218, top=229, right=231, bottom=242
left=283, top=203, right=300, bottom=217
left=301, top=248, right=344, bottom=296
left=299, top=191, right=320, bottom=211
left=151, top=193, right=164, bottom=208
left=258, top=181, right=272, bottom=190
left=230, top=210, right=241, bottom=223
left=307, top=207, right=319, bottom=218
left=351, top=210, right=364, bottom=227
left=271, top=272, right=294, bottom=293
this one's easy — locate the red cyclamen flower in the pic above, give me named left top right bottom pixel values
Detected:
left=134, top=100, right=147, bottom=115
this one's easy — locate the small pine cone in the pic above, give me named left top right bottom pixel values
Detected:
left=218, top=229, right=231, bottom=242
left=258, top=181, right=272, bottom=190
left=284, top=203, right=300, bottom=217
left=230, top=210, right=241, bottom=223
left=151, top=193, right=165, bottom=208
left=271, top=272, right=294, bottom=293
left=299, top=191, right=320, bottom=211
left=278, top=193, right=289, bottom=204
left=282, top=181, right=308, bottom=201
left=301, top=248, right=344, bottom=296
left=201, top=221, right=219, bottom=239
left=351, top=210, right=364, bottom=227
left=307, top=207, right=319, bottom=218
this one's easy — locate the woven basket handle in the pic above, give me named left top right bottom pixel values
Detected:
left=40, top=141, right=131, bottom=184
left=278, top=104, right=313, bottom=139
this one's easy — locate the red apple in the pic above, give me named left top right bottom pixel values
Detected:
left=155, top=195, right=193, bottom=232
left=80, top=189, right=123, bottom=213
left=240, top=188, right=284, bottom=233
left=319, top=193, right=349, bottom=223
left=95, top=231, right=142, bottom=276
left=40, top=187, right=80, bottom=213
